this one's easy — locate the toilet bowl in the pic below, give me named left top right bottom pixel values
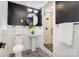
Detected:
left=13, top=36, right=24, bottom=57
left=13, top=44, right=23, bottom=57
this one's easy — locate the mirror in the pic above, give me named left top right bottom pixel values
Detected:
left=33, top=14, right=38, bottom=25
left=26, top=13, right=38, bottom=26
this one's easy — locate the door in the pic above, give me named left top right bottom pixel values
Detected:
left=42, top=1, right=53, bottom=53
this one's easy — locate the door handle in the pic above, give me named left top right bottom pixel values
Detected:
left=51, top=28, right=53, bottom=34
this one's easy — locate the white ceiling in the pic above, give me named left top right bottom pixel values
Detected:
left=11, top=1, right=48, bottom=9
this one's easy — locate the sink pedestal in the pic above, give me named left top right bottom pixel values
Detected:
left=29, top=34, right=40, bottom=51
left=31, top=37, right=36, bottom=51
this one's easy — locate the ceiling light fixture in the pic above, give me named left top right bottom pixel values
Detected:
left=34, top=10, right=38, bottom=14
left=27, top=8, right=32, bottom=13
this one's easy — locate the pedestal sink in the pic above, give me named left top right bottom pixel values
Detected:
left=26, top=12, right=39, bottom=51
left=28, top=31, right=40, bottom=51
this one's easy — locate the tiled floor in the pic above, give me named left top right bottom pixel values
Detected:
left=44, top=44, right=53, bottom=52
left=9, top=48, right=49, bottom=57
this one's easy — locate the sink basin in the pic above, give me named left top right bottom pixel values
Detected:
left=28, top=34, right=40, bottom=37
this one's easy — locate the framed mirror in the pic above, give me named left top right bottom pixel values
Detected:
left=26, top=13, right=38, bottom=26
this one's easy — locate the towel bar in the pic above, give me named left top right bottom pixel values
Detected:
left=73, top=23, right=79, bottom=25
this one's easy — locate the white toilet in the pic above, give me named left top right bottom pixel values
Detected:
left=13, top=36, right=24, bottom=57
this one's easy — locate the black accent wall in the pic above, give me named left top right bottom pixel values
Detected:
left=56, top=1, right=79, bottom=24
left=8, top=1, right=42, bottom=26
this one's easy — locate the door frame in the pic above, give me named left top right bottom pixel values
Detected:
left=41, top=1, right=55, bottom=56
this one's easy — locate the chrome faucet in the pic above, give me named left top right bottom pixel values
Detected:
left=31, top=30, right=35, bottom=34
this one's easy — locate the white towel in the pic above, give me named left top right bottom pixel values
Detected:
left=58, top=23, right=73, bottom=46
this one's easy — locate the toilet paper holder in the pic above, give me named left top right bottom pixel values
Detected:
left=0, top=41, right=6, bottom=49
